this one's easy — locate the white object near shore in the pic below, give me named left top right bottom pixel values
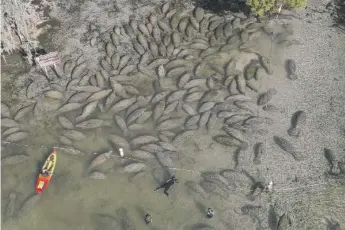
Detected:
left=119, top=148, right=124, bottom=157
left=35, top=51, right=61, bottom=75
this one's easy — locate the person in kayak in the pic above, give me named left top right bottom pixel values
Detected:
left=41, top=156, right=54, bottom=177
left=41, top=168, right=50, bottom=177
left=154, top=176, right=178, bottom=196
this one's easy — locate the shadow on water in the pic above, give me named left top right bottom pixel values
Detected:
left=91, top=213, right=119, bottom=230
left=187, top=223, right=214, bottom=230
left=193, top=0, right=250, bottom=15
left=194, top=201, right=206, bottom=214
left=135, top=205, right=146, bottom=218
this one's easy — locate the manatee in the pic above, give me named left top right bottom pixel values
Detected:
left=253, top=142, right=265, bottom=165
left=89, top=171, right=106, bottom=179
left=75, top=101, right=98, bottom=122
left=86, top=89, right=112, bottom=103
left=5, top=132, right=28, bottom=142
left=58, top=116, right=74, bottom=129
left=44, top=90, right=63, bottom=100
left=122, top=163, right=146, bottom=173
left=257, top=88, right=277, bottom=106
left=130, top=135, right=159, bottom=146
left=109, top=97, right=136, bottom=114
left=1, top=154, right=29, bottom=165
left=75, top=119, right=112, bottom=129
left=273, top=136, right=302, bottom=161
left=61, top=130, right=86, bottom=141
left=157, top=118, right=184, bottom=130
left=1, top=103, right=11, bottom=118
left=163, top=101, right=179, bottom=115
left=58, top=103, right=82, bottom=114
left=114, top=115, right=128, bottom=135
left=109, top=134, right=129, bottom=149
left=2, top=127, right=20, bottom=137
left=1, top=118, right=20, bottom=128
left=127, top=108, right=146, bottom=124
left=4, top=192, right=16, bottom=220
left=288, top=110, right=307, bottom=137
left=88, top=150, right=113, bottom=170
left=68, top=92, right=91, bottom=103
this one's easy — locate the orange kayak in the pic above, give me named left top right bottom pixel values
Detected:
left=35, top=149, right=57, bottom=193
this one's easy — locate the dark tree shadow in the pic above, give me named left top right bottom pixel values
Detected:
left=19, top=47, right=47, bottom=66
left=193, top=0, right=250, bottom=15
left=135, top=205, right=147, bottom=222
left=330, top=0, right=345, bottom=32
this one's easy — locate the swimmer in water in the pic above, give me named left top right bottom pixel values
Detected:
left=144, top=214, right=152, bottom=225
left=154, top=176, right=178, bottom=196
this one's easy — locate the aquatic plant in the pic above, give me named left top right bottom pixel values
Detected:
left=0, top=0, right=53, bottom=64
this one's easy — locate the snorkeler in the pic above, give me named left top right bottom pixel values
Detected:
left=206, top=208, right=215, bottom=219
left=41, top=168, right=50, bottom=176
left=144, top=214, right=152, bottom=225
left=154, top=176, right=178, bottom=196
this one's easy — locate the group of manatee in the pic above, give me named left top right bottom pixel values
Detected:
left=3, top=1, right=343, bottom=229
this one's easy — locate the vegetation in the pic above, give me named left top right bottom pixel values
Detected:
left=246, top=0, right=307, bottom=16
left=246, top=0, right=276, bottom=16
left=1, top=0, right=53, bottom=64
left=282, top=0, right=307, bottom=9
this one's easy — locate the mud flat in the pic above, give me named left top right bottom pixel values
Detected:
left=1, top=0, right=345, bottom=229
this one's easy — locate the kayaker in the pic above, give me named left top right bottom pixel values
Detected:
left=144, top=214, right=152, bottom=225
left=154, top=176, right=178, bottom=196
left=41, top=168, right=50, bottom=176
left=206, top=208, right=215, bottom=219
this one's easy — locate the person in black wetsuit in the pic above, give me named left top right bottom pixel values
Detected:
left=206, top=208, right=215, bottom=219
left=144, top=214, right=152, bottom=225
left=154, top=176, right=178, bottom=196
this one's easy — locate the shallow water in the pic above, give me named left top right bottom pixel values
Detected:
left=2, top=110, right=344, bottom=230
left=1, top=142, right=234, bottom=230
left=2, top=1, right=345, bottom=229
left=0, top=97, right=262, bottom=230
left=0, top=106, right=234, bottom=229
